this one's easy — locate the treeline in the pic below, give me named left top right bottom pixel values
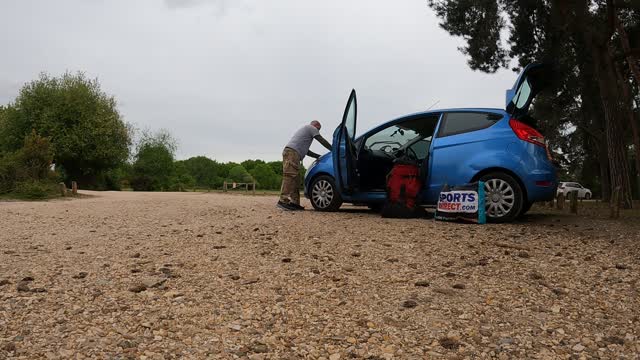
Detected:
left=0, top=72, right=291, bottom=199
left=122, top=130, right=299, bottom=191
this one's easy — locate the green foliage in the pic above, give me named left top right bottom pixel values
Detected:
left=250, top=163, right=280, bottom=189
left=228, top=165, right=254, bottom=183
left=15, top=130, right=54, bottom=180
left=269, top=161, right=283, bottom=176
left=169, top=161, right=196, bottom=191
left=0, top=72, right=132, bottom=187
left=241, top=159, right=266, bottom=172
left=0, top=131, right=57, bottom=197
left=13, top=180, right=57, bottom=200
left=182, top=156, right=221, bottom=188
left=130, top=131, right=176, bottom=191
left=0, top=152, right=19, bottom=194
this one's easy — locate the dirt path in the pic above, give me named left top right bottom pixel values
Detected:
left=1, top=191, right=639, bottom=359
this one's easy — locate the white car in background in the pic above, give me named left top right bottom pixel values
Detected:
left=557, top=182, right=592, bottom=199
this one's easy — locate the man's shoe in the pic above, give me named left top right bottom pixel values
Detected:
left=277, top=201, right=297, bottom=211
left=290, top=203, right=305, bottom=211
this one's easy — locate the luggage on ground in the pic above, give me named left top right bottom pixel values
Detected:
left=381, top=159, right=423, bottom=218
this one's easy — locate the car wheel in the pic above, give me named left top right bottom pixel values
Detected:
left=518, top=201, right=533, bottom=218
left=585, top=193, right=591, bottom=200
left=310, top=175, right=343, bottom=212
left=479, top=172, right=524, bottom=223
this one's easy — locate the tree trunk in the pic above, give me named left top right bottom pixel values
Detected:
left=613, top=5, right=640, bottom=87
left=599, top=141, right=612, bottom=201
left=591, top=42, right=634, bottom=209
left=615, top=62, right=640, bottom=199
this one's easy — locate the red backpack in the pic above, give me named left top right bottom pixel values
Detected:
left=381, top=161, right=422, bottom=217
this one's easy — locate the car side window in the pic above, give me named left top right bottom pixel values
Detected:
left=364, top=116, right=439, bottom=155
left=437, top=112, right=501, bottom=138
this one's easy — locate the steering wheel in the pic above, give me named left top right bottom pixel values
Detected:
left=379, top=144, right=397, bottom=154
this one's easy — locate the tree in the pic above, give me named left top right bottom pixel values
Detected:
left=268, top=161, right=283, bottom=176
left=130, top=130, right=176, bottom=191
left=427, top=0, right=639, bottom=207
left=170, top=161, right=196, bottom=191
left=241, top=159, right=266, bottom=173
left=182, top=156, right=221, bottom=189
left=0, top=72, right=132, bottom=188
left=227, top=165, right=254, bottom=183
left=250, top=163, right=280, bottom=189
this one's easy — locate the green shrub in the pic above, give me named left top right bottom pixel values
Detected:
left=14, top=180, right=57, bottom=200
left=0, top=152, right=19, bottom=194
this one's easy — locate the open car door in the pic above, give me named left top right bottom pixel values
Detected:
left=505, top=63, right=553, bottom=119
left=332, top=89, right=358, bottom=194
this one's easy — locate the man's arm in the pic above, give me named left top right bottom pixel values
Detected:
left=307, top=150, right=321, bottom=159
left=314, top=135, right=332, bottom=151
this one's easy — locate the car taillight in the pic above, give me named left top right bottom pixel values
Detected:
left=509, top=119, right=546, bottom=147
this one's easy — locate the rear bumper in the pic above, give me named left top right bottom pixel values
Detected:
left=523, top=169, right=558, bottom=202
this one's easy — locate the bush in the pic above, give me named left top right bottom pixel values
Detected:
left=13, top=180, right=57, bottom=200
left=0, top=152, right=19, bottom=194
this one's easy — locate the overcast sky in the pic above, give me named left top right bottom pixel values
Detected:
left=0, top=0, right=518, bottom=165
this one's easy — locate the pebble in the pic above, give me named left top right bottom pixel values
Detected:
left=452, top=283, right=466, bottom=289
left=415, top=280, right=430, bottom=287
left=402, top=300, right=418, bottom=308
left=72, top=272, right=88, bottom=279
left=129, top=284, right=147, bottom=293
left=16, top=281, right=30, bottom=292
left=3, top=342, right=16, bottom=352
left=251, top=343, right=268, bottom=353
left=242, top=277, right=260, bottom=285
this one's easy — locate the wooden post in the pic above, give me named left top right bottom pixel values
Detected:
left=569, top=190, right=578, bottom=214
left=610, top=186, right=621, bottom=219
left=223, top=182, right=227, bottom=192
left=252, top=182, right=256, bottom=195
left=556, top=193, right=564, bottom=210
left=71, top=181, right=78, bottom=196
left=59, top=182, right=67, bottom=197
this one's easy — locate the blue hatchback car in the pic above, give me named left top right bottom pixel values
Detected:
left=304, top=63, right=557, bottom=222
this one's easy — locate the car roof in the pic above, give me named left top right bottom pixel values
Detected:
left=355, top=107, right=509, bottom=140
left=403, top=107, right=507, bottom=118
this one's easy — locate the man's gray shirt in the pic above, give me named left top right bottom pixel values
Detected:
left=285, top=125, right=322, bottom=160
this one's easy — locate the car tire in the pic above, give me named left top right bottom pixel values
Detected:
left=479, top=172, right=524, bottom=223
left=585, top=193, right=591, bottom=200
left=518, top=201, right=533, bottom=218
left=309, top=175, right=343, bottom=212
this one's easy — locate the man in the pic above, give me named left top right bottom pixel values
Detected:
left=278, top=120, right=332, bottom=210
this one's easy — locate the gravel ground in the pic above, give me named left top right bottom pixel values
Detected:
left=1, top=191, right=639, bottom=359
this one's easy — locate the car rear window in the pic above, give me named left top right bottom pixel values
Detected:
left=437, top=112, right=502, bottom=137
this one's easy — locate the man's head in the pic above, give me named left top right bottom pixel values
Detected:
left=310, top=120, right=321, bottom=130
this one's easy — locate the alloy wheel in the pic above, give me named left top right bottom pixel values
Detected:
left=312, top=179, right=334, bottom=209
left=484, top=178, right=515, bottom=218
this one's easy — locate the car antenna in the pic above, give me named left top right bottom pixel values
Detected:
left=426, top=100, right=440, bottom=111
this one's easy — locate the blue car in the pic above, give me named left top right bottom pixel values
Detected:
left=304, top=63, right=557, bottom=222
